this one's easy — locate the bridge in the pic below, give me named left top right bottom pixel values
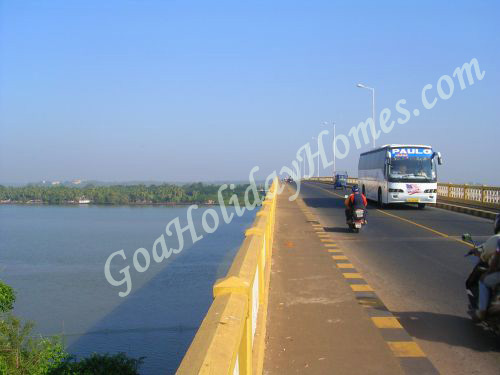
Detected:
left=176, top=179, right=500, bottom=375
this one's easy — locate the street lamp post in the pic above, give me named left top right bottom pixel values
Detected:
left=356, top=83, right=376, bottom=148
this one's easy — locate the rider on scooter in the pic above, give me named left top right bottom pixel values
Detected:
left=345, top=185, right=367, bottom=222
left=474, top=214, right=500, bottom=321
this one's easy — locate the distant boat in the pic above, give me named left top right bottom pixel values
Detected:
left=78, top=198, right=91, bottom=204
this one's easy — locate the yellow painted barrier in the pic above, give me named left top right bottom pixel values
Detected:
left=176, top=179, right=278, bottom=375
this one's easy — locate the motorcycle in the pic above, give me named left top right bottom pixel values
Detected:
left=462, top=233, right=500, bottom=334
left=346, top=207, right=367, bottom=233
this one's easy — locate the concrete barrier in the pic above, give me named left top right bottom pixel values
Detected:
left=176, top=179, right=277, bottom=375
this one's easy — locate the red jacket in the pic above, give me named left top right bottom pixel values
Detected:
left=345, top=193, right=367, bottom=208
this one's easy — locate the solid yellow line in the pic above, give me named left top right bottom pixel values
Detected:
left=371, top=317, right=403, bottom=329
left=376, top=209, right=474, bottom=248
left=387, top=341, right=426, bottom=357
left=376, top=209, right=449, bottom=238
left=337, top=263, right=355, bottom=269
left=343, top=273, right=363, bottom=279
left=332, top=255, right=348, bottom=260
left=351, top=284, right=374, bottom=292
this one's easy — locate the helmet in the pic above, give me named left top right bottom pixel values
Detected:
left=495, top=214, right=500, bottom=235
left=352, top=185, right=360, bottom=193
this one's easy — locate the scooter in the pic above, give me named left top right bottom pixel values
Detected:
left=346, top=208, right=367, bottom=233
left=462, top=233, right=500, bottom=334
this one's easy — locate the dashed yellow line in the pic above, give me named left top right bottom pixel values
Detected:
left=350, top=284, right=374, bottom=292
left=337, top=263, right=355, bottom=269
left=332, top=255, right=348, bottom=260
left=321, top=239, right=335, bottom=243
left=371, top=317, right=403, bottom=329
left=342, top=272, right=363, bottom=279
left=387, top=341, right=426, bottom=357
left=324, top=243, right=338, bottom=247
left=327, top=249, right=343, bottom=253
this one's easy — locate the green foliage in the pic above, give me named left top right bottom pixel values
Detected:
left=0, top=183, right=256, bottom=205
left=0, top=281, right=143, bottom=375
left=49, top=353, right=144, bottom=375
left=0, top=281, right=15, bottom=313
left=0, top=315, right=67, bottom=375
left=0, top=316, right=142, bottom=375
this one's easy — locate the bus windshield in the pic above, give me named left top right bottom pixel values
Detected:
left=389, top=158, right=436, bottom=182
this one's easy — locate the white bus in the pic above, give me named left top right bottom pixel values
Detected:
left=358, top=144, right=442, bottom=208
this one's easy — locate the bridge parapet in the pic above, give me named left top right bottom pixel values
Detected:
left=176, top=179, right=277, bottom=375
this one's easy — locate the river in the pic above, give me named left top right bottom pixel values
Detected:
left=0, top=204, right=256, bottom=374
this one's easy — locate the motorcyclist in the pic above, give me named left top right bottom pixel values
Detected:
left=474, top=213, right=500, bottom=321
left=345, top=185, right=367, bottom=222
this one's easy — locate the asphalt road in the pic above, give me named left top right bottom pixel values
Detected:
left=297, top=181, right=500, bottom=375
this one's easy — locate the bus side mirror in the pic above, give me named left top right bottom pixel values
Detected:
left=433, top=151, right=443, bottom=165
left=437, top=152, right=443, bottom=165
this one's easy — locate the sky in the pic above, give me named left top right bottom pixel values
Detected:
left=1, top=0, right=499, bottom=185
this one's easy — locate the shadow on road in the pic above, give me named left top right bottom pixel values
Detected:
left=324, top=226, right=351, bottom=233
left=302, top=197, right=340, bottom=208
left=393, top=310, right=500, bottom=352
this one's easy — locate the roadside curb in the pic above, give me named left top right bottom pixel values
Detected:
left=435, top=201, right=497, bottom=220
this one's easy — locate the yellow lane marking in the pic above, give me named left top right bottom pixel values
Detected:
left=376, top=209, right=448, bottom=238
left=321, top=239, right=335, bottom=242
left=327, top=249, right=343, bottom=253
left=317, top=233, right=330, bottom=237
left=324, top=243, right=338, bottom=247
left=342, top=273, right=363, bottom=279
left=376, top=209, right=474, bottom=248
left=337, top=263, right=355, bottom=269
left=332, top=255, right=348, bottom=260
left=387, top=342, right=426, bottom=357
left=350, top=284, right=374, bottom=292
left=371, top=317, right=403, bottom=329
left=310, top=182, right=474, bottom=248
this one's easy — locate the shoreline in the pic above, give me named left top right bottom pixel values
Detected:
left=0, top=201, right=258, bottom=207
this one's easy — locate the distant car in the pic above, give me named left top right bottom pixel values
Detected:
left=284, top=176, right=294, bottom=183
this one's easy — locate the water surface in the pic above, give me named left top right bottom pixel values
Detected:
left=0, top=204, right=256, bottom=374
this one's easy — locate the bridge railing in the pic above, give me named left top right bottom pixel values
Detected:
left=176, top=179, right=277, bottom=375
left=437, top=183, right=500, bottom=209
left=305, top=177, right=500, bottom=210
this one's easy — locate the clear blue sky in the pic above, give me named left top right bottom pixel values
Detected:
left=1, top=0, right=499, bottom=185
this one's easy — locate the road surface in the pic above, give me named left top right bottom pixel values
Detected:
left=296, top=181, right=500, bottom=375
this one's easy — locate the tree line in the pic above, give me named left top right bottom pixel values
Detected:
left=0, top=183, right=255, bottom=205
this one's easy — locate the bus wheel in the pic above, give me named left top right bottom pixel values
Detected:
left=378, top=189, right=384, bottom=208
left=418, top=203, right=426, bottom=209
